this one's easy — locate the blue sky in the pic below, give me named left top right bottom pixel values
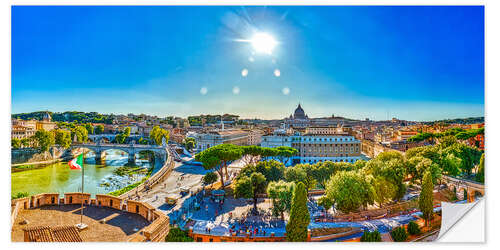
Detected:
left=12, top=6, right=484, bottom=121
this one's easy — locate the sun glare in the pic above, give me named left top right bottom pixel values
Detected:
left=250, top=32, right=277, bottom=54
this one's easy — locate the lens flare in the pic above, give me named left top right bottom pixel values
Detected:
left=250, top=32, right=277, bottom=54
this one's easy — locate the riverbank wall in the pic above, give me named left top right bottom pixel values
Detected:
left=11, top=147, right=70, bottom=165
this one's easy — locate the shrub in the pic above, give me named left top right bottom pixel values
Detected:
left=391, top=227, right=408, bottom=242
left=407, top=221, right=421, bottom=235
left=165, top=227, right=193, bottom=242
left=202, top=172, right=218, bottom=186
left=360, top=230, right=382, bottom=242
left=11, top=192, right=29, bottom=200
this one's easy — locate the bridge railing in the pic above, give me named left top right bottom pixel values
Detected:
left=72, top=143, right=164, bottom=149
left=442, top=175, right=485, bottom=188
left=118, top=149, right=175, bottom=199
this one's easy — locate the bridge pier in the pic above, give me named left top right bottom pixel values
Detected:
left=128, top=153, right=136, bottom=166
left=95, top=151, right=104, bottom=165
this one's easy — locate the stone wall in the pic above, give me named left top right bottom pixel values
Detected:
left=126, top=200, right=155, bottom=221
left=32, top=193, right=60, bottom=207
left=64, top=193, right=91, bottom=205
left=11, top=147, right=69, bottom=165
left=95, top=194, right=122, bottom=210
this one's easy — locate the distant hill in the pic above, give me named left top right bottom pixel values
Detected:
left=12, top=111, right=114, bottom=124
left=423, top=117, right=484, bottom=125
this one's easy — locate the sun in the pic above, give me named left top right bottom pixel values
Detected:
left=250, top=32, right=277, bottom=54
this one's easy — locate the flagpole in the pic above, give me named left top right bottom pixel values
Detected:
left=80, top=153, right=84, bottom=225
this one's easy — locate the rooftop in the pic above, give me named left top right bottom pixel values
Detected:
left=12, top=205, right=151, bottom=242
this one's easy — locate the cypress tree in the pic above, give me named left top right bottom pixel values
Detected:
left=475, top=153, right=484, bottom=183
left=419, top=170, right=434, bottom=227
left=286, top=182, right=310, bottom=241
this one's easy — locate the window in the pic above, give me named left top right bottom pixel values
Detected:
left=110, top=199, right=113, bottom=207
left=136, top=205, right=140, bottom=213
left=69, top=196, right=73, bottom=204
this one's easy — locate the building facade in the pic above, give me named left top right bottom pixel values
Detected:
left=262, top=127, right=362, bottom=165
left=194, top=129, right=249, bottom=151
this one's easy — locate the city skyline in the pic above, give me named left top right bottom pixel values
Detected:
left=12, top=6, right=484, bottom=121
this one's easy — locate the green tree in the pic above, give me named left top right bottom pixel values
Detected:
left=33, top=129, right=55, bottom=152
left=196, top=144, right=243, bottom=187
left=150, top=125, right=170, bottom=145
left=275, top=146, right=298, bottom=165
left=84, top=123, right=94, bottom=135
left=183, top=137, right=196, bottom=151
left=115, top=127, right=131, bottom=144
left=372, top=176, right=396, bottom=207
left=364, top=157, right=406, bottom=201
left=443, top=143, right=481, bottom=176
left=407, top=221, right=421, bottom=235
left=253, top=160, right=285, bottom=182
left=360, top=230, right=382, bottom=242
left=285, top=164, right=316, bottom=191
left=408, top=156, right=441, bottom=185
left=11, top=138, right=21, bottom=149
left=419, top=170, right=434, bottom=227
left=475, top=153, right=484, bottom=183
left=438, top=135, right=458, bottom=148
left=95, top=124, right=105, bottom=134
left=54, top=129, right=72, bottom=148
left=324, top=171, right=375, bottom=213
left=21, top=138, right=30, bottom=148
left=234, top=172, right=267, bottom=212
left=286, top=182, right=310, bottom=242
left=310, top=161, right=342, bottom=189
left=440, top=153, right=461, bottom=176
left=202, top=172, right=218, bottom=186
left=318, top=195, right=334, bottom=210
left=390, top=227, right=408, bottom=242
left=267, top=180, right=295, bottom=220
left=165, top=227, right=194, bottom=242
left=71, top=125, right=88, bottom=143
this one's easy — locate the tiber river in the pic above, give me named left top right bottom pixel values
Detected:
left=12, top=149, right=160, bottom=196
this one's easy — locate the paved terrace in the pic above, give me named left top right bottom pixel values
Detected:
left=12, top=205, right=150, bottom=242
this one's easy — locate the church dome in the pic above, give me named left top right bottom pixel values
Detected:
left=293, top=104, right=306, bottom=119
left=42, top=112, right=51, bottom=122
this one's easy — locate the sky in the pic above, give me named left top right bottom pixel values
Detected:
left=11, top=6, right=484, bottom=121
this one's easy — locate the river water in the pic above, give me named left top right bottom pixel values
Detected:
left=11, top=149, right=157, bottom=196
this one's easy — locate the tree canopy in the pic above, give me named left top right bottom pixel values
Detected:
left=234, top=172, right=267, bottom=212
left=324, top=171, right=375, bottom=213
left=54, top=129, right=72, bottom=148
left=267, top=180, right=295, bottom=220
left=150, top=125, right=170, bottom=145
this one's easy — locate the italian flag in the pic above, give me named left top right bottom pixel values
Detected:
left=69, top=154, right=83, bottom=170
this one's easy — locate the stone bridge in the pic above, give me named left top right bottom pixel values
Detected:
left=442, top=175, right=485, bottom=202
left=70, top=143, right=167, bottom=165
left=88, top=134, right=146, bottom=143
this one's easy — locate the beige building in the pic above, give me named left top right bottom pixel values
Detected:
left=11, top=124, right=36, bottom=140
left=247, top=129, right=264, bottom=145
left=194, top=129, right=249, bottom=151
left=262, top=127, right=362, bottom=165
left=11, top=113, right=56, bottom=140
left=397, top=130, right=419, bottom=141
